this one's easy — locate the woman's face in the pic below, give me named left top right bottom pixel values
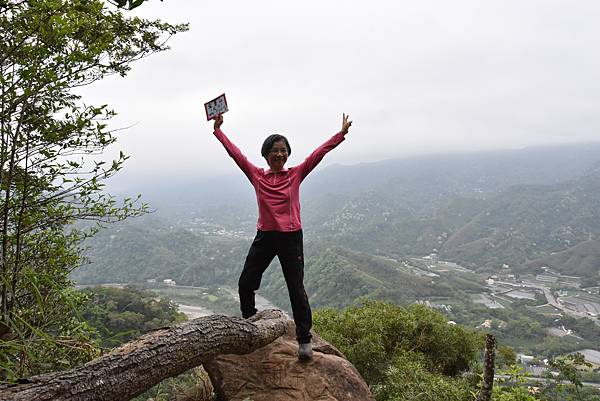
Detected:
left=266, top=140, right=288, bottom=172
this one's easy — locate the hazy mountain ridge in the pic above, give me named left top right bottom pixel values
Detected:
left=80, top=142, right=600, bottom=289
left=299, top=144, right=600, bottom=275
left=261, top=246, right=483, bottom=310
left=303, top=142, right=600, bottom=215
left=74, top=220, right=249, bottom=286
left=528, top=239, right=600, bottom=277
left=120, top=143, right=600, bottom=223
left=439, top=172, right=600, bottom=269
left=305, top=168, right=600, bottom=274
left=74, top=219, right=483, bottom=312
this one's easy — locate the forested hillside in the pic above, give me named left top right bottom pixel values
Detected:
left=528, top=239, right=600, bottom=277
left=74, top=219, right=483, bottom=309
left=81, top=286, right=186, bottom=347
left=75, top=219, right=249, bottom=286
left=97, top=142, right=600, bottom=278
left=440, top=170, right=600, bottom=270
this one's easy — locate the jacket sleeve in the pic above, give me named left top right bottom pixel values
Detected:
left=296, top=132, right=346, bottom=181
left=213, top=128, right=259, bottom=183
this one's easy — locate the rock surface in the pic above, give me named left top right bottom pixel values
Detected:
left=204, top=318, right=375, bottom=401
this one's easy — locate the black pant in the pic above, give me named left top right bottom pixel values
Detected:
left=238, top=230, right=312, bottom=344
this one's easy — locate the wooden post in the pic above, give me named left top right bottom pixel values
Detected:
left=476, top=333, right=496, bottom=401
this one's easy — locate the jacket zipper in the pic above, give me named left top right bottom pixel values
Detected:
left=288, top=178, right=293, bottom=230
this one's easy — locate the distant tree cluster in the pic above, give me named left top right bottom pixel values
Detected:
left=81, top=286, right=186, bottom=347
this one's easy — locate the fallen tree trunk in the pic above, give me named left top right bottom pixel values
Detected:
left=0, top=310, right=287, bottom=401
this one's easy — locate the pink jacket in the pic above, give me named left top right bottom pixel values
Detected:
left=214, top=128, right=346, bottom=232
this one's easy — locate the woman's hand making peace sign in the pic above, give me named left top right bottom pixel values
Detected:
left=341, top=113, right=352, bottom=135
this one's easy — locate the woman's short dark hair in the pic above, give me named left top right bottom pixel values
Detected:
left=261, top=134, right=291, bottom=158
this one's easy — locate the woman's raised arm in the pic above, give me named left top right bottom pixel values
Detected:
left=296, top=113, right=352, bottom=180
left=211, top=114, right=259, bottom=183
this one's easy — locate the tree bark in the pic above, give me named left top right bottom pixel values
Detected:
left=476, top=333, right=496, bottom=401
left=0, top=310, right=288, bottom=401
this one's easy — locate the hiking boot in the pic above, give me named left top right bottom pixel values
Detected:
left=298, top=342, right=313, bottom=361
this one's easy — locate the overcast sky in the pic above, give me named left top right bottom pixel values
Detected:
left=81, top=0, right=600, bottom=186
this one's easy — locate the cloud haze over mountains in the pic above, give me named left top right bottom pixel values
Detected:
left=81, top=1, right=600, bottom=185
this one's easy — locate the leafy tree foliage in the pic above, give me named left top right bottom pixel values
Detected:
left=74, top=219, right=249, bottom=286
left=371, top=353, right=474, bottom=401
left=494, top=355, right=600, bottom=401
left=109, top=0, right=162, bottom=10
left=0, top=0, right=186, bottom=381
left=79, top=286, right=202, bottom=401
left=313, top=300, right=482, bottom=400
left=493, top=365, right=539, bottom=401
left=541, top=353, right=598, bottom=401
left=314, top=301, right=600, bottom=401
left=81, top=286, right=186, bottom=347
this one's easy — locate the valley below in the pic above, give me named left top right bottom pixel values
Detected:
left=73, top=142, right=600, bottom=378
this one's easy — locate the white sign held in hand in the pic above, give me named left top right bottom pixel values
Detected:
left=204, top=93, right=228, bottom=120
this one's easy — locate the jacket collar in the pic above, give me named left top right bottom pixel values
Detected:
left=265, top=168, right=288, bottom=175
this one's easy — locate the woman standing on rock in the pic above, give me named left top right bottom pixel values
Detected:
left=211, top=113, right=352, bottom=360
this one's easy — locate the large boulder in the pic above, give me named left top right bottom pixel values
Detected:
left=204, top=315, right=375, bottom=401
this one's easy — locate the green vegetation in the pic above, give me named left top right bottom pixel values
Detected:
left=262, top=245, right=474, bottom=310
left=304, top=171, right=600, bottom=274
left=110, top=0, right=159, bottom=10
left=74, top=220, right=249, bottom=286
left=77, top=286, right=209, bottom=401
left=81, top=286, right=186, bottom=347
left=493, top=355, right=600, bottom=401
left=372, top=353, right=474, bottom=401
left=0, top=0, right=186, bottom=381
left=449, top=299, right=600, bottom=357
left=529, top=239, right=600, bottom=278
left=315, top=301, right=600, bottom=401
left=314, top=300, right=481, bottom=401
left=75, top=219, right=482, bottom=310
left=75, top=217, right=600, bottom=361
